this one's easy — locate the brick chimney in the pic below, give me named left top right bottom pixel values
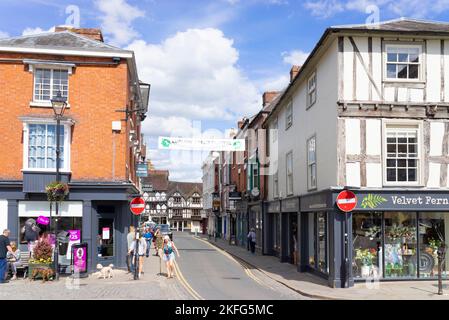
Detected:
left=290, top=65, right=301, bottom=83
left=55, top=26, right=104, bottom=42
left=263, top=91, right=280, bottom=107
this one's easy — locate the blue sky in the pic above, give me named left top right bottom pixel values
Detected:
left=1, top=0, right=449, bottom=181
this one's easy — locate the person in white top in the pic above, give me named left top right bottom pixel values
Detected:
left=129, top=236, right=147, bottom=278
left=247, top=228, right=256, bottom=254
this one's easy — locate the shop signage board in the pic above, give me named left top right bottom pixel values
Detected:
left=142, top=183, right=153, bottom=192
left=72, top=243, right=88, bottom=276
left=353, top=191, right=449, bottom=211
left=336, top=190, right=357, bottom=212
left=281, top=197, right=300, bottom=212
left=136, top=163, right=148, bottom=177
left=130, top=197, right=145, bottom=215
left=158, top=136, right=245, bottom=151
left=67, top=230, right=81, bottom=259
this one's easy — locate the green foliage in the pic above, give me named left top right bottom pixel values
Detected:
left=361, top=194, right=387, bottom=209
left=32, top=239, right=53, bottom=262
left=45, top=181, right=69, bottom=202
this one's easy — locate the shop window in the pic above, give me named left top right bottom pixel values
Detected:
left=307, top=136, right=317, bottom=190
left=19, top=217, right=82, bottom=246
left=418, top=212, right=449, bottom=279
left=352, top=212, right=382, bottom=278
left=307, top=213, right=316, bottom=268
left=318, top=212, right=328, bottom=273
left=273, top=213, right=281, bottom=253
left=384, top=212, right=417, bottom=278
left=286, top=151, right=293, bottom=196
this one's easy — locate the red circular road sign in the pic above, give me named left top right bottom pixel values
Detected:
left=336, top=190, right=357, bottom=213
left=130, top=197, right=145, bottom=215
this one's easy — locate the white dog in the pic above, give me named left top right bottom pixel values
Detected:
left=96, top=263, right=114, bottom=279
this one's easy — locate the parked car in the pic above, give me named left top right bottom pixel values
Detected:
left=156, top=224, right=173, bottom=240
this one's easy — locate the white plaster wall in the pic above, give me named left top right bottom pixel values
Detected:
left=430, top=121, right=444, bottom=156
left=428, top=162, right=441, bottom=188
left=354, top=36, right=370, bottom=101
left=346, top=162, right=361, bottom=187
left=346, top=119, right=360, bottom=155
left=270, top=38, right=339, bottom=197
left=427, top=40, right=441, bottom=103
left=0, top=200, right=7, bottom=232
left=366, top=163, right=382, bottom=187
left=366, top=119, right=381, bottom=155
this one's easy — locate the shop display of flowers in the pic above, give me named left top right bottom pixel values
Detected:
left=355, top=248, right=377, bottom=266
left=30, top=239, right=53, bottom=264
left=386, top=225, right=416, bottom=242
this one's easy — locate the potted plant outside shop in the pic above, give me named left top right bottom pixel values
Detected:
left=355, top=248, right=377, bottom=277
left=29, top=238, right=54, bottom=280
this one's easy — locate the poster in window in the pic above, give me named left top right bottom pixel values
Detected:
left=102, top=227, right=110, bottom=240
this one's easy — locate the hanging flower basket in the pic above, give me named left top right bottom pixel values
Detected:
left=46, top=181, right=69, bottom=203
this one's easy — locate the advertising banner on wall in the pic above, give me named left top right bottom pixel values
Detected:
left=158, top=136, right=245, bottom=151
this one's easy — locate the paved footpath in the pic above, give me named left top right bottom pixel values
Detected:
left=200, top=235, right=449, bottom=300
left=0, top=249, right=191, bottom=300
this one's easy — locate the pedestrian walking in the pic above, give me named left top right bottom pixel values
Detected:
left=162, top=235, right=180, bottom=278
left=0, top=229, right=13, bottom=284
left=129, top=236, right=147, bottom=278
left=7, top=241, right=21, bottom=280
left=143, top=228, right=153, bottom=257
left=153, top=228, right=162, bottom=256
left=126, top=226, right=136, bottom=273
left=247, top=228, right=256, bottom=254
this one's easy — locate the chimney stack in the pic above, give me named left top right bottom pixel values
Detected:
left=263, top=91, right=280, bottom=107
left=55, top=26, right=104, bottom=42
left=290, top=65, right=301, bottom=83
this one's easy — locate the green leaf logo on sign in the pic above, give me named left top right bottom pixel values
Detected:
left=361, top=194, right=388, bottom=209
left=233, top=141, right=241, bottom=150
left=161, top=138, right=171, bottom=148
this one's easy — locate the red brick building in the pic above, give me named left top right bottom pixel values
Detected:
left=0, top=27, right=150, bottom=271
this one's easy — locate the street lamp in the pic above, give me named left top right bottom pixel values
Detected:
left=51, top=91, right=67, bottom=281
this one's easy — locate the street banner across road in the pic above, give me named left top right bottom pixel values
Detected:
left=158, top=136, right=245, bottom=151
left=130, top=197, right=145, bottom=215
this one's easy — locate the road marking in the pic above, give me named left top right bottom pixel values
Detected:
left=194, top=236, right=272, bottom=290
left=173, top=260, right=204, bottom=300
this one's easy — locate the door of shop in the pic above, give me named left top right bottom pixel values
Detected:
left=97, top=208, right=116, bottom=267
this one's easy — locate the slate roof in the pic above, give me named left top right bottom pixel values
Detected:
left=0, top=30, right=129, bottom=53
left=332, top=18, right=449, bottom=34
left=141, top=170, right=170, bottom=191
left=167, top=181, right=202, bottom=198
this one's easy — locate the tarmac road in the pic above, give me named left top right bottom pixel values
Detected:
left=172, top=232, right=311, bottom=300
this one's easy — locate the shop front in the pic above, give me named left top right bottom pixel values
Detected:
left=248, top=201, right=264, bottom=254
left=2, top=182, right=138, bottom=274
left=235, top=200, right=248, bottom=248
left=280, top=197, right=299, bottom=264
left=265, top=200, right=281, bottom=257
left=300, top=188, right=449, bottom=288
left=351, top=190, right=449, bottom=282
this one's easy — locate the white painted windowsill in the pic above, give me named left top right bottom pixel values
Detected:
left=30, top=101, right=71, bottom=108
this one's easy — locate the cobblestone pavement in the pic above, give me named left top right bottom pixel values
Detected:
left=0, top=251, right=191, bottom=300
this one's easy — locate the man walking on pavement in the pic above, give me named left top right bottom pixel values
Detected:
left=0, top=229, right=13, bottom=284
left=247, top=228, right=256, bottom=254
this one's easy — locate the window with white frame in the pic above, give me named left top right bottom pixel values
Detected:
left=24, top=123, right=70, bottom=171
left=385, top=45, right=421, bottom=81
left=385, top=124, right=420, bottom=184
left=286, top=151, right=293, bottom=195
left=307, top=136, right=317, bottom=190
left=34, top=68, right=69, bottom=102
left=307, top=73, right=317, bottom=107
left=285, top=101, right=293, bottom=130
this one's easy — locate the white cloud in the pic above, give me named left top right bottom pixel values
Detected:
left=127, top=28, right=261, bottom=181
left=95, top=0, right=145, bottom=46
left=257, top=74, right=289, bottom=92
left=22, top=26, right=55, bottom=36
left=0, top=31, right=9, bottom=39
left=127, top=28, right=260, bottom=129
left=304, top=0, right=449, bottom=18
left=282, top=50, right=309, bottom=66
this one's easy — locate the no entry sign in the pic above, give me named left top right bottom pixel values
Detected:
left=130, top=197, right=145, bottom=215
left=336, top=190, right=357, bottom=213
